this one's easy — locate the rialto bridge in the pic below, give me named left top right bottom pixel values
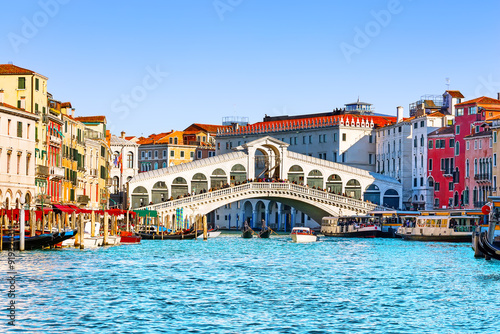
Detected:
left=128, top=137, right=402, bottom=226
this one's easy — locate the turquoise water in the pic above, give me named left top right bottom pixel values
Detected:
left=1, top=235, right=500, bottom=333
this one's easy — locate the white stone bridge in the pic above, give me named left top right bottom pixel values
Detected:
left=128, top=137, right=402, bottom=224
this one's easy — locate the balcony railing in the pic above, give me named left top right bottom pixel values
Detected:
left=50, top=135, right=62, bottom=145
left=50, top=166, right=65, bottom=180
left=474, top=174, right=491, bottom=182
left=77, top=195, right=90, bottom=204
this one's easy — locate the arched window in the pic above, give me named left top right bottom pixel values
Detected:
left=154, top=162, right=158, bottom=170
left=466, top=159, right=469, bottom=178
left=455, top=142, right=459, bottom=156
left=420, top=135, right=424, bottom=146
left=474, top=159, right=478, bottom=176
left=127, top=152, right=133, bottom=168
left=162, top=162, right=167, bottom=168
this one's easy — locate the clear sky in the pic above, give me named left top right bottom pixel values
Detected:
left=1, top=0, right=499, bottom=137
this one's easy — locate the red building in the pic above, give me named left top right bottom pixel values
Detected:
left=427, top=126, right=456, bottom=208
left=463, top=127, right=492, bottom=209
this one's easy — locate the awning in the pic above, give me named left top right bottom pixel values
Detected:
left=53, top=205, right=75, bottom=213
left=133, top=209, right=157, bottom=218
left=67, top=205, right=82, bottom=214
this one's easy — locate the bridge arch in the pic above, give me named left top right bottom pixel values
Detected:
left=132, top=186, right=149, bottom=208
left=230, top=164, right=246, bottom=184
left=191, top=173, right=208, bottom=194
left=383, top=189, right=400, bottom=209
left=172, top=177, right=188, bottom=199
left=152, top=181, right=168, bottom=204
left=364, top=184, right=381, bottom=205
left=287, top=165, right=304, bottom=184
left=326, top=174, right=342, bottom=194
left=345, top=179, right=362, bottom=199
left=307, top=169, right=323, bottom=189
left=211, top=168, right=227, bottom=189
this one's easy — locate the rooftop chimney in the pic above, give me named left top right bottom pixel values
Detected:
left=0, top=89, right=3, bottom=104
left=121, top=131, right=126, bottom=138
left=397, top=106, right=403, bottom=122
left=71, top=108, right=75, bottom=117
left=497, top=92, right=500, bottom=100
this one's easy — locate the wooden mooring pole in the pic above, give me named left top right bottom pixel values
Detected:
left=203, top=215, right=208, bottom=241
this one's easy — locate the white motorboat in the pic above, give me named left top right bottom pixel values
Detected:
left=196, top=230, right=222, bottom=239
left=290, top=227, right=318, bottom=243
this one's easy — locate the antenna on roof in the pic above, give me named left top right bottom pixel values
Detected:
left=445, top=77, right=450, bottom=90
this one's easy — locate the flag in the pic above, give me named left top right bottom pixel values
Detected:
left=118, top=153, right=123, bottom=174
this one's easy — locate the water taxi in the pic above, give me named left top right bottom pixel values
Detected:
left=291, top=227, right=318, bottom=243
left=368, top=210, right=421, bottom=237
left=321, top=216, right=381, bottom=238
left=396, top=214, right=479, bottom=242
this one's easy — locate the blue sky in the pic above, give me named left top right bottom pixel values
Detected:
left=1, top=0, right=499, bottom=137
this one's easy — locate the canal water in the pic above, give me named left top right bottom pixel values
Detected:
left=2, top=235, right=500, bottom=333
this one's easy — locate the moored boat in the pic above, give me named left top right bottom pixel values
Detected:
left=321, top=216, right=381, bottom=238
left=258, top=227, right=272, bottom=238
left=241, top=222, right=253, bottom=238
left=196, top=228, right=222, bottom=239
left=119, top=231, right=141, bottom=244
left=396, top=214, right=479, bottom=242
left=291, top=227, right=318, bottom=243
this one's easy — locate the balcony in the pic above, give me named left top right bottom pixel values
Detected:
left=105, top=178, right=113, bottom=187
left=50, top=135, right=62, bottom=145
left=36, top=165, right=49, bottom=177
left=77, top=195, right=90, bottom=205
left=50, top=166, right=65, bottom=180
left=443, top=169, right=453, bottom=177
left=474, top=174, right=491, bottom=183
left=88, top=168, right=98, bottom=177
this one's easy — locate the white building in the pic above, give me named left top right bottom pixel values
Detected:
left=110, top=131, right=139, bottom=209
left=0, top=97, right=39, bottom=209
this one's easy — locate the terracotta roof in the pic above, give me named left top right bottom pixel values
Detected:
left=0, top=64, right=35, bottom=75
left=464, top=129, right=492, bottom=139
left=0, top=102, right=32, bottom=114
left=137, top=132, right=172, bottom=145
left=74, top=116, right=107, bottom=123
left=125, top=136, right=136, bottom=141
left=446, top=90, right=464, bottom=98
left=427, top=111, right=446, bottom=117
left=184, top=123, right=230, bottom=133
left=428, top=126, right=455, bottom=137
left=456, top=96, right=500, bottom=107
left=61, top=102, right=72, bottom=108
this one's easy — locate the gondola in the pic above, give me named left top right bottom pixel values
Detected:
left=2, top=233, right=54, bottom=250
left=241, top=228, right=253, bottom=238
left=136, top=229, right=197, bottom=240
left=258, top=227, right=272, bottom=238
left=478, top=232, right=500, bottom=260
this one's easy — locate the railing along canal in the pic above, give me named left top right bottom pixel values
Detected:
left=140, top=182, right=384, bottom=213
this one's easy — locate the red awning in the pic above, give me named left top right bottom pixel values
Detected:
left=53, top=205, right=75, bottom=213
left=35, top=207, right=52, bottom=221
left=67, top=205, right=82, bottom=214
left=106, top=209, right=126, bottom=216
left=0, top=209, right=30, bottom=221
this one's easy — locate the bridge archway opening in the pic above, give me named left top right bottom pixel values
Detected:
left=307, top=170, right=323, bottom=189
left=383, top=189, right=400, bottom=209
left=364, top=184, right=380, bottom=205
left=132, top=186, right=149, bottom=208
left=346, top=179, right=362, bottom=199
left=243, top=201, right=253, bottom=226
left=211, top=168, right=227, bottom=189
left=326, top=174, right=342, bottom=194
left=152, top=181, right=168, bottom=204
left=230, top=164, right=246, bottom=184
left=287, top=165, right=304, bottom=184
left=172, top=177, right=188, bottom=199
left=191, top=173, right=208, bottom=194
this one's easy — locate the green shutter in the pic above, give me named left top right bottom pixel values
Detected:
left=35, top=127, right=38, bottom=141
left=18, top=77, right=25, bottom=89
left=17, top=100, right=21, bottom=108
left=17, top=122, right=22, bottom=138
left=35, top=78, right=39, bottom=91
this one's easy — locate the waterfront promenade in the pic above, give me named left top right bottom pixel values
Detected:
left=1, top=235, right=499, bottom=333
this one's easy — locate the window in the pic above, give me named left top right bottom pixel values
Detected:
left=17, top=121, right=22, bottom=138
left=342, top=133, right=346, bottom=141
left=440, top=140, right=445, bottom=148
left=197, top=151, right=202, bottom=159
left=490, top=138, right=493, bottom=148
left=154, top=150, right=158, bottom=159
left=428, top=140, right=433, bottom=149
left=414, top=137, right=417, bottom=148
left=162, top=162, right=166, bottom=168
left=434, top=198, right=440, bottom=207
left=428, top=178, right=434, bottom=187
left=174, top=138, right=178, bottom=145
left=17, top=154, right=21, bottom=175
left=141, top=151, right=145, bottom=159
left=494, top=154, right=497, bottom=167
left=457, top=108, right=464, bottom=116
left=449, top=182, right=453, bottom=191
left=466, top=141, right=469, bottom=150
left=163, top=150, right=167, bottom=158
left=420, top=120, right=424, bottom=127
left=435, top=139, right=440, bottom=149
left=470, top=106, right=477, bottom=115
left=429, top=159, right=433, bottom=171
left=180, top=151, right=184, bottom=158
left=420, top=177, right=424, bottom=187
left=420, top=135, right=424, bottom=146
left=466, top=159, right=470, bottom=177
left=333, top=152, right=337, bottom=162
left=479, top=141, right=482, bottom=149
left=449, top=138, right=454, bottom=148
left=35, top=78, right=39, bottom=91
left=169, top=138, right=173, bottom=144
left=414, top=123, right=418, bottom=129
left=495, top=132, right=498, bottom=143
left=190, top=151, right=194, bottom=158
left=398, top=126, right=401, bottom=133
left=369, top=135, right=373, bottom=143
left=414, top=178, right=417, bottom=187
left=121, top=152, right=131, bottom=168
left=435, top=182, right=440, bottom=191
left=26, top=155, right=30, bottom=175
left=303, top=136, right=306, bottom=144
left=148, top=151, right=152, bottom=158
left=170, top=151, right=174, bottom=157
left=455, top=142, right=459, bottom=156
left=456, top=125, right=460, bottom=135
left=369, top=154, right=373, bottom=164
left=18, top=77, right=26, bottom=89
left=308, top=135, right=312, bottom=144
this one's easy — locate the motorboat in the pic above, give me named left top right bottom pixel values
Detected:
left=196, top=228, right=222, bottom=239
left=119, top=231, right=141, bottom=244
left=290, top=227, right=318, bottom=243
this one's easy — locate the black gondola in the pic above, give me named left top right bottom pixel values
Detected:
left=478, top=232, right=500, bottom=260
left=135, top=231, right=198, bottom=240
left=1, top=229, right=78, bottom=250
left=258, top=227, right=272, bottom=238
